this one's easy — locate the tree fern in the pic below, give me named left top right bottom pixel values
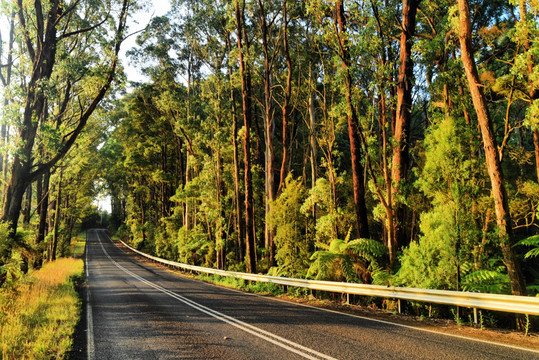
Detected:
left=461, top=269, right=510, bottom=294
left=307, top=238, right=387, bottom=283
left=516, top=234, right=539, bottom=259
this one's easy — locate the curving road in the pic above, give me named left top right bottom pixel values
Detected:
left=84, top=229, right=538, bottom=360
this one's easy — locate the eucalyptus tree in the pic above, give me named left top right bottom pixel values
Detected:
left=457, top=0, right=527, bottom=303
left=234, top=0, right=257, bottom=273
left=1, top=0, right=131, bottom=244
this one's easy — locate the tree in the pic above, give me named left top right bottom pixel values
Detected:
left=457, top=0, right=527, bottom=301
left=235, top=0, right=257, bottom=273
left=335, top=0, right=370, bottom=240
left=1, top=0, right=131, bottom=243
left=391, top=0, right=421, bottom=261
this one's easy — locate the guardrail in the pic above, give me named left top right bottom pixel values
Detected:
left=118, top=239, right=539, bottom=319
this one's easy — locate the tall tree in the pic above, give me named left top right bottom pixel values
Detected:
left=235, top=0, right=257, bottom=273
left=335, top=0, right=370, bottom=239
left=1, top=0, right=131, bottom=242
left=457, top=0, right=527, bottom=302
left=391, top=0, right=420, bottom=262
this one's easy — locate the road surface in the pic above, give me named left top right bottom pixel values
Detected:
left=84, top=229, right=538, bottom=359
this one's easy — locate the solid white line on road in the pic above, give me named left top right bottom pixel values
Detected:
left=86, top=230, right=95, bottom=360
left=108, top=231, right=539, bottom=356
left=94, top=230, right=337, bottom=360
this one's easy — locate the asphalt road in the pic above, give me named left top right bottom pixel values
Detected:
left=84, top=229, right=538, bottom=360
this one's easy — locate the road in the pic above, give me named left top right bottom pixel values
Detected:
left=84, top=229, right=538, bottom=359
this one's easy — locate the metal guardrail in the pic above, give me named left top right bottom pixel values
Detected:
left=118, top=239, right=539, bottom=317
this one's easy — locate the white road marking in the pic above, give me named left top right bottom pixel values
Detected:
left=94, top=230, right=336, bottom=360
left=99, top=230, right=539, bottom=357
left=86, top=231, right=95, bottom=360
left=120, top=242, right=539, bottom=356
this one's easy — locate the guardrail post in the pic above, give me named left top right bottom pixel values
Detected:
left=473, top=307, right=478, bottom=324
left=398, top=299, right=401, bottom=314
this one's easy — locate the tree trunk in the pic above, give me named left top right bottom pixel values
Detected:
left=335, top=0, right=370, bottom=239
left=50, top=170, right=62, bottom=262
left=391, top=0, right=420, bottom=264
left=22, top=184, right=32, bottom=224
left=227, top=33, right=244, bottom=262
left=257, top=0, right=276, bottom=267
left=37, top=169, right=50, bottom=247
left=309, top=70, right=318, bottom=222
left=235, top=0, right=257, bottom=273
left=457, top=0, right=527, bottom=303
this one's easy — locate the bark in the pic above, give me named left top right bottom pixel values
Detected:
left=50, top=170, right=62, bottom=262
left=257, top=0, right=276, bottom=266
left=335, top=0, right=370, bottom=239
left=391, top=0, right=420, bottom=263
left=309, top=70, right=318, bottom=221
left=37, top=169, right=50, bottom=247
left=226, top=33, right=244, bottom=262
left=22, top=184, right=32, bottom=224
left=278, top=0, right=293, bottom=194
left=457, top=0, right=527, bottom=302
left=235, top=0, right=257, bottom=273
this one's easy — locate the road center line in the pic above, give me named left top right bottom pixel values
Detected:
left=94, top=231, right=336, bottom=360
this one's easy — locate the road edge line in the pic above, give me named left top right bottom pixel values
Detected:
left=86, top=232, right=95, bottom=360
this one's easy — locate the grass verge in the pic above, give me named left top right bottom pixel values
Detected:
left=0, top=258, right=84, bottom=359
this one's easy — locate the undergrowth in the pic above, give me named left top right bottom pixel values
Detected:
left=0, top=258, right=84, bottom=359
left=198, top=273, right=285, bottom=296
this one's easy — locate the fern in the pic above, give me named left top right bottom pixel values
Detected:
left=307, top=238, right=387, bottom=283
left=461, top=270, right=510, bottom=294
left=346, top=238, right=387, bottom=261
left=515, top=234, right=539, bottom=259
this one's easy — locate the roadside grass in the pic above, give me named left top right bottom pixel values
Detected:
left=198, top=273, right=284, bottom=296
left=70, top=231, right=86, bottom=258
left=0, top=257, right=84, bottom=359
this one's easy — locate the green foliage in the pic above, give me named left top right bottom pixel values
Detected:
left=268, top=175, right=311, bottom=278
left=175, top=225, right=213, bottom=266
left=308, top=230, right=387, bottom=283
left=396, top=209, right=458, bottom=289
left=461, top=269, right=510, bottom=294
left=516, top=234, right=539, bottom=259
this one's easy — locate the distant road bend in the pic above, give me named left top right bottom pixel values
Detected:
left=84, top=229, right=538, bottom=360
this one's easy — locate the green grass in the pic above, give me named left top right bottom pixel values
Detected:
left=70, top=232, right=86, bottom=258
left=0, top=258, right=84, bottom=359
left=198, top=273, right=284, bottom=296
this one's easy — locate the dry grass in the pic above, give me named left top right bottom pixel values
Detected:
left=0, top=258, right=84, bottom=359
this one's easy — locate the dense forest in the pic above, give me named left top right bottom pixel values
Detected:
left=1, top=0, right=538, bottom=322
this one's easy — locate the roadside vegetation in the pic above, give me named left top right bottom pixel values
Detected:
left=0, top=257, right=83, bottom=359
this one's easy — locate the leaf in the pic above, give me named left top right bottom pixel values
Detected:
left=515, top=234, right=539, bottom=247
left=525, top=248, right=539, bottom=259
